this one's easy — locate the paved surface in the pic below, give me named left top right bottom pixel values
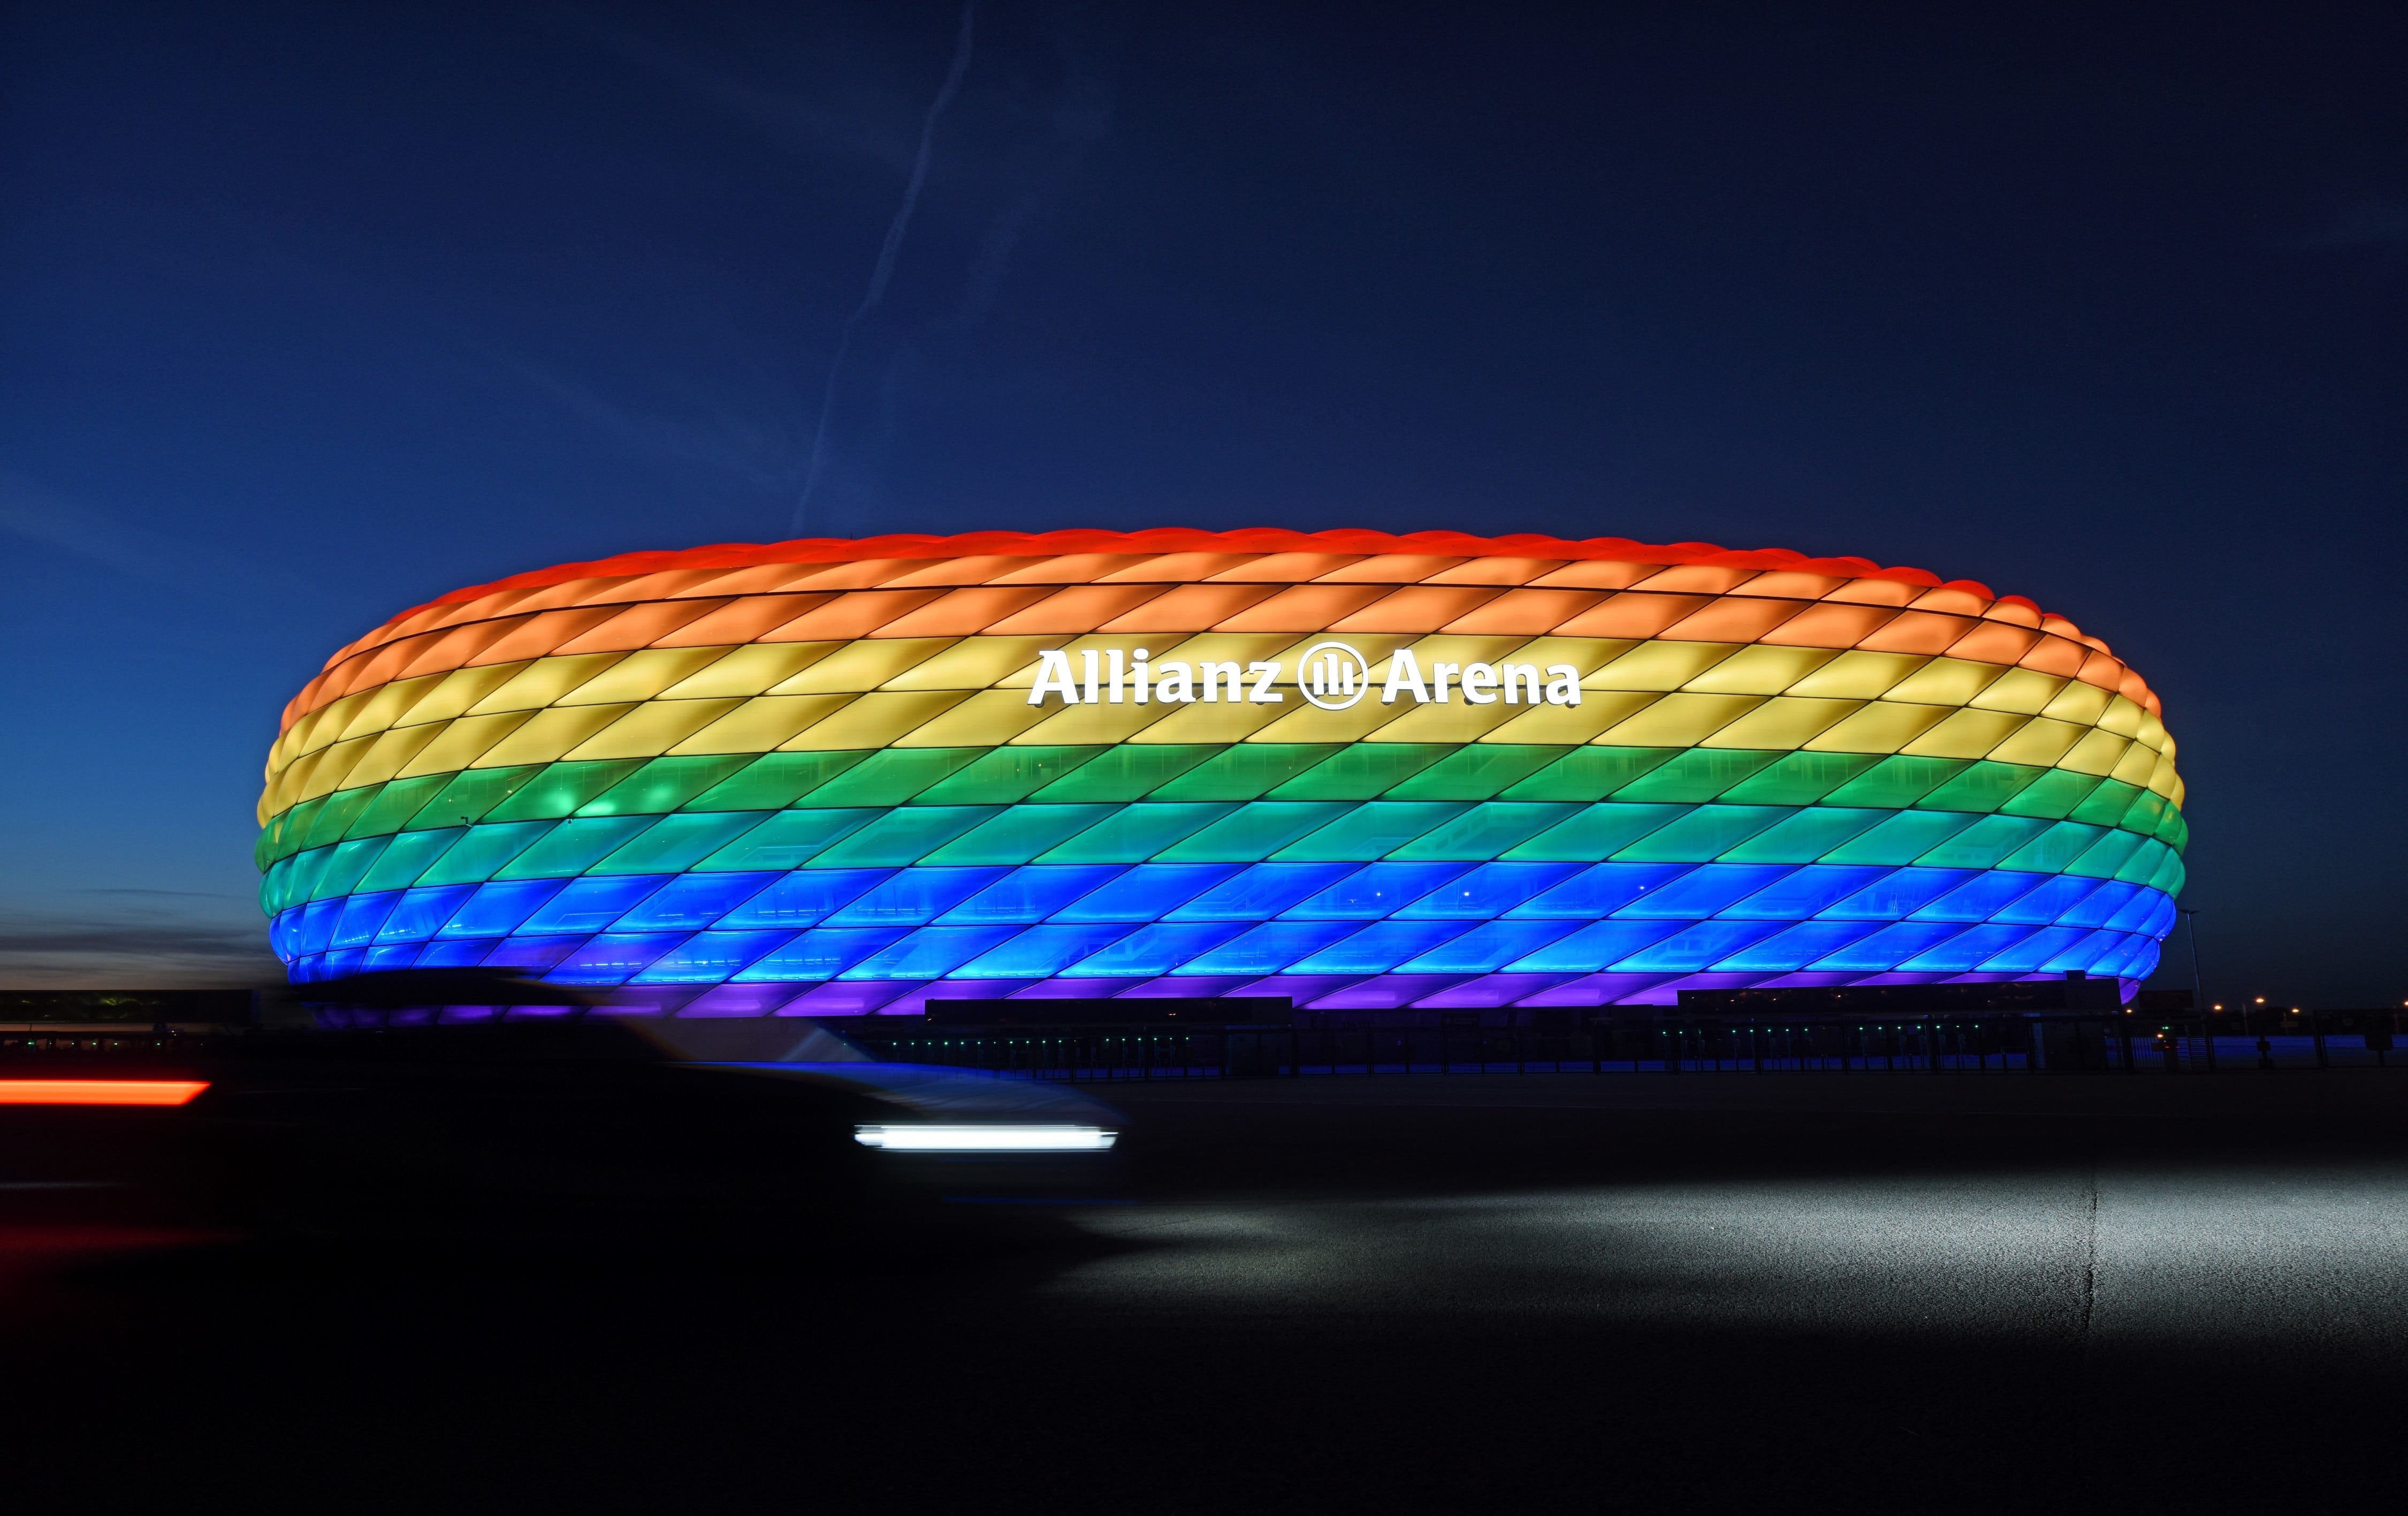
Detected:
left=11, top=1071, right=2406, bottom=1512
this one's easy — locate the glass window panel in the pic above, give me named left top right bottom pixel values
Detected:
left=1907, top=870, right=2045, bottom=923
left=695, top=809, right=880, bottom=872
left=1711, top=751, right=1887, bottom=806
left=479, top=937, right=583, bottom=972
left=1406, top=802, right=1593, bottom=860
left=1609, top=749, right=1784, bottom=803
left=939, top=865, right=1133, bottom=924
left=409, top=938, right=499, bottom=969
left=1710, top=920, right=1882, bottom=971
left=1024, top=745, right=1219, bottom=803
left=1819, top=756, right=1970, bottom=809
left=1508, top=862, right=1691, bottom=918
left=731, top=927, right=909, bottom=982
left=354, top=829, right=461, bottom=894
left=1291, top=741, right=1474, bottom=803
left=1976, top=925, right=2091, bottom=973
left=684, top=750, right=874, bottom=811
left=1397, top=918, right=1584, bottom=973
left=1272, top=803, right=1467, bottom=862
left=1370, top=744, right=1558, bottom=801
left=1909, top=814, right=2053, bottom=870
left=303, top=786, right=386, bottom=849
left=520, top=875, right=674, bottom=934
left=1912, top=761, right=2042, bottom=814
left=1502, top=917, right=1687, bottom=973
left=2067, top=828, right=2147, bottom=880
left=718, top=869, right=891, bottom=928
left=1894, top=923, right=2038, bottom=972
left=1149, top=745, right=1347, bottom=801
left=433, top=880, right=564, bottom=939
left=1716, top=807, right=1887, bottom=863
left=1046, top=864, right=1235, bottom=922
left=401, top=767, right=543, bottom=831
left=821, top=867, right=1016, bottom=927
left=628, top=930, right=796, bottom=984
left=1059, top=921, right=1253, bottom=977
left=1996, top=822, right=2107, bottom=875
left=1159, top=802, right=1358, bottom=863
left=1609, top=919, right=1787, bottom=971
left=578, top=755, right=760, bottom=816
left=415, top=821, right=557, bottom=886
left=1817, top=867, right=1974, bottom=921
left=1032, top=803, right=1237, bottom=864
left=1718, top=864, right=1895, bottom=919
left=921, top=804, right=1124, bottom=865
left=614, top=872, right=784, bottom=931
left=1802, top=920, right=1967, bottom=971
left=1284, top=862, right=1476, bottom=919
left=2066, top=778, right=2145, bottom=828
left=547, top=932, right=690, bottom=986
left=348, top=775, right=454, bottom=839
left=954, top=924, right=1141, bottom=979
left=796, top=748, right=988, bottom=807
left=1290, top=919, right=1473, bottom=974
left=1615, top=863, right=1799, bottom=918
left=329, top=891, right=401, bottom=949
left=491, top=815, right=658, bottom=879
left=1998, top=768, right=2105, bottom=820
left=2059, top=880, right=2140, bottom=929
left=2037, top=928, right=2121, bottom=974
left=1164, top=862, right=1357, bottom=921
left=315, top=834, right=406, bottom=898
left=1390, top=861, right=1585, bottom=918
left=1612, top=805, right=1796, bottom=862
left=1989, top=874, right=2104, bottom=925
left=802, top=806, right=1004, bottom=869
left=592, top=813, right=771, bottom=874
left=1816, top=810, right=1977, bottom=866
left=1265, top=742, right=1457, bottom=801
left=361, top=943, right=426, bottom=972
left=916, top=745, right=1114, bottom=804
left=483, top=760, right=647, bottom=822
left=1179, top=919, right=1361, bottom=974
left=1498, top=746, right=1681, bottom=803
left=839, top=925, right=1027, bottom=980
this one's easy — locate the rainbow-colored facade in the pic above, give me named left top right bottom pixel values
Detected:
left=257, top=530, right=2185, bottom=1012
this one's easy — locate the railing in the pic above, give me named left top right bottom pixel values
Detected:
left=846, top=1011, right=2408, bottom=1082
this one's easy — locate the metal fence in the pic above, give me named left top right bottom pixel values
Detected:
left=844, top=1010, right=2408, bottom=1082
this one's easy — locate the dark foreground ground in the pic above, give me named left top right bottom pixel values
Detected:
left=9, top=1069, right=2406, bottom=1514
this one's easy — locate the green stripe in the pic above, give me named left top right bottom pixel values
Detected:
left=261, top=748, right=2188, bottom=872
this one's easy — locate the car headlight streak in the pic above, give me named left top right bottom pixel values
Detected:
left=854, top=1124, right=1118, bottom=1152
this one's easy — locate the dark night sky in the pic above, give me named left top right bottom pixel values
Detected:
left=1, top=2, right=2401, bottom=999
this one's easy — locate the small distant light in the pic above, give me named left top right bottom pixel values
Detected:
left=855, top=1125, right=1117, bottom=1153
left=0, top=1079, right=209, bottom=1107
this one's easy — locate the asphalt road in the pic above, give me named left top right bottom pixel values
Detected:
left=11, top=1070, right=2405, bottom=1513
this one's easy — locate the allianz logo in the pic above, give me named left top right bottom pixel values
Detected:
left=1028, top=643, right=1584, bottom=712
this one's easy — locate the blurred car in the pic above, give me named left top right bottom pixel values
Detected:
left=0, top=973, right=1125, bottom=1254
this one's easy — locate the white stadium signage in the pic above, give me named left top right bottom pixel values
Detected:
left=1026, top=644, right=1583, bottom=710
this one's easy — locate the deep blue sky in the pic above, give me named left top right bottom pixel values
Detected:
left=2, top=2, right=2402, bottom=999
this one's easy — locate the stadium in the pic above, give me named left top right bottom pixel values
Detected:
left=255, top=529, right=2185, bottom=1014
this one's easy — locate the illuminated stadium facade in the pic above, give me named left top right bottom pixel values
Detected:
left=256, top=529, right=2186, bottom=1014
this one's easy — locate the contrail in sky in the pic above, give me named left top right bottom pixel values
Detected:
left=792, top=3, right=977, bottom=535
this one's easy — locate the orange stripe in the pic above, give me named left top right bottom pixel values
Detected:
left=0, top=1080, right=209, bottom=1107
left=270, top=531, right=2166, bottom=740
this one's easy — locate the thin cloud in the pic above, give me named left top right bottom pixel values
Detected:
left=0, top=475, right=261, bottom=589
left=2294, top=197, right=2408, bottom=250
